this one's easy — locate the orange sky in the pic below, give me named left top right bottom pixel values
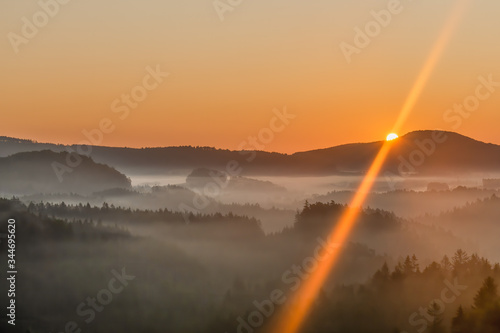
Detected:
left=1, top=0, right=500, bottom=153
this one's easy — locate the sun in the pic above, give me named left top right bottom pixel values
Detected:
left=386, top=133, right=399, bottom=141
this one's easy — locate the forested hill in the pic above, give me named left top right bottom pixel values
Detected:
left=0, top=150, right=131, bottom=195
left=2, top=130, right=500, bottom=176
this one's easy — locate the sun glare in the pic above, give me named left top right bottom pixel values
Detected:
left=386, top=133, right=399, bottom=141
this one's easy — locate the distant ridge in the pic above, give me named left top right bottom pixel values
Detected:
left=0, top=136, right=37, bottom=144
left=1, top=131, right=499, bottom=176
left=0, top=150, right=131, bottom=195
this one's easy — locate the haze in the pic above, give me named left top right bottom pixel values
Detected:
left=1, top=0, right=500, bottom=152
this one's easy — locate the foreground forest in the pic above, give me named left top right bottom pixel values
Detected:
left=1, top=195, right=500, bottom=332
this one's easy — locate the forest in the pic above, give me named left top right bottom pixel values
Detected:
left=1, top=195, right=500, bottom=332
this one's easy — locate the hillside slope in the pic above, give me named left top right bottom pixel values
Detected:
left=0, top=150, right=131, bottom=195
left=1, top=131, right=500, bottom=176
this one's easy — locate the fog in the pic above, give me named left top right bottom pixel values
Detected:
left=2, top=167, right=500, bottom=332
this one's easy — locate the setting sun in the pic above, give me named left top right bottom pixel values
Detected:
left=386, top=133, right=399, bottom=141
left=3, top=0, right=500, bottom=332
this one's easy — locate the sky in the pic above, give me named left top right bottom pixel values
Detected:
left=1, top=0, right=500, bottom=153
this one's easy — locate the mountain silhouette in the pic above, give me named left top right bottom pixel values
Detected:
left=0, top=150, right=131, bottom=195
left=1, top=130, right=499, bottom=176
left=291, top=130, right=500, bottom=175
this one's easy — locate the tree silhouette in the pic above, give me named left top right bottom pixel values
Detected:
left=441, top=255, right=452, bottom=272
left=452, top=249, right=470, bottom=275
left=427, top=301, right=445, bottom=333
left=474, top=276, right=498, bottom=310
left=451, top=305, right=467, bottom=333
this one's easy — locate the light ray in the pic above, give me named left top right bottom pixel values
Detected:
left=269, top=1, right=472, bottom=332
left=391, top=0, right=471, bottom=134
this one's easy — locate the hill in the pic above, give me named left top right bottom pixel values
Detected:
left=1, top=131, right=500, bottom=176
left=290, top=130, right=500, bottom=175
left=0, top=150, right=131, bottom=195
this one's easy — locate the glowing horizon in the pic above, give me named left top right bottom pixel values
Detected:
left=1, top=1, right=500, bottom=153
left=386, top=133, right=399, bottom=141
left=269, top=1, right=473, bottom=332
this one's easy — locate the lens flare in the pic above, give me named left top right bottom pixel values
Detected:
left=269, top=1, right=472, bottom=332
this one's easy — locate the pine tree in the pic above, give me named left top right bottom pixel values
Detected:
left=392, top=262, right=404, bottom=280
left=427, top=301, right=446, bottom=333
left=403, top=255, right=414, bottom=275
left=451, top=305, right=467, bottom=333
left=411, top=254, right=420, bottom=273
left=474, top=277, right=498, bottom=309
left=372, top=262, right=390, bottom=289
left=452, top=249, right=470, bottom=274
left=441, top=255, right=452, bottom=271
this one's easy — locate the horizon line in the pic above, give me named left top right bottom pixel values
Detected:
left=0, top=129, right=492, bottom=155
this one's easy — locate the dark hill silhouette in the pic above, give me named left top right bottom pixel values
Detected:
left=185, top=167, right=286, bottom=193
left=0, top=150, right=131, bottom=195
left=1, top=131, right=499, bottom=176
left=290, top=130, right=500, bottom=175
left=0, top=198, right=131, bottom=244
left=385, top=130, right=500, bottom=175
